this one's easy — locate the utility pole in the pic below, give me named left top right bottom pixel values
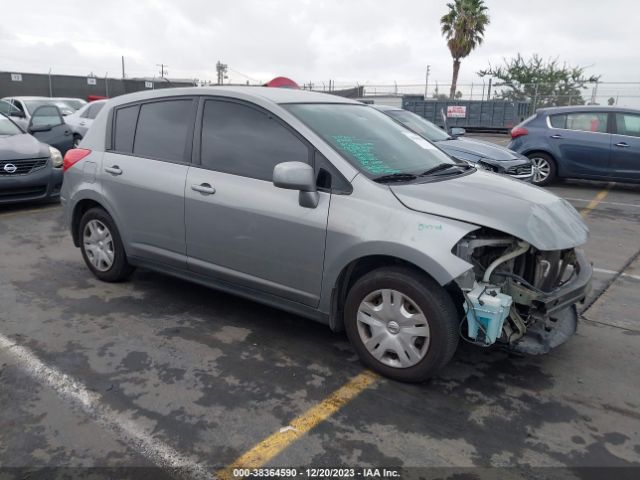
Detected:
left=216, top=61, right=228, bottom=85
left=156, top=63, right=168, bottom=78
left=424, top=65, right=431, bottom=100
left=590, top=80, right=599, bottom=105
left=487, top=78, right=492, bottom=101
left=121, top=56, right=125, bottom=79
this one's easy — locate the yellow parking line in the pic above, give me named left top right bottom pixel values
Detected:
left=579, top=183, right=614, bottom=217
left=0, top=205, right=59, bottom=219
left=217, top=370, right=378, bottom=479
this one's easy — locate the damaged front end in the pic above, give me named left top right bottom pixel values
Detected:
left=453, top=229, right=592, bottom=354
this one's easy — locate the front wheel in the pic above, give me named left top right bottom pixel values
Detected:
left=79, top=207, right=134, bottom=282
left=343, top=266, right=459, bottom=382
left=528, top=152, right=557, bottom=186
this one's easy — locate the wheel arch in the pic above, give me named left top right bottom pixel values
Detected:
left=327, top=253, right=467, bottom=332
left=71, top=198, right=118, bottom=247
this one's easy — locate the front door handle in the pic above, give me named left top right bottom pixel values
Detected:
left=105, top=165, right=123, bottom=175
left=550, top=134, right=563, bottom=139
left=191, top=183, right=216, bottom=195
left=615, top=142, right=630, bottom=148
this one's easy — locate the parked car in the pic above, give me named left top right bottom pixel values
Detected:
left=65, top=99, right=107, bottom=145
left=0, top=112, right=65, bottom=205
left=508, top=106, right=640, bottom=185
left=62, top=87, right=591, bottom=382
left=55, top=97, right=88, bottom=112
left=1, top=96, right=75, bottom=129
left=0, top=99, right=22, bottom=117
left=372, top=104, right=533, bottom=181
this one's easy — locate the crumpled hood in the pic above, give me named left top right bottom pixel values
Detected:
left=390, top=171, right=588, bottom=251
left=0, top=133, right=49, bottom=161
left=438, top=137, right=520, bottom=161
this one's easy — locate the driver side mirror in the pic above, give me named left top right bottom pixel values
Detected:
left=273, top=161, right=319, bottom=208
left=28, top=105, right=64, bottom=133
left=10, top=109, right=25, bottom=119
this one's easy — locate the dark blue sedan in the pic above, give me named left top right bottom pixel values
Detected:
left=372, top=104, right=533, bottom=181
left=508, top=106, right=640, bottom=185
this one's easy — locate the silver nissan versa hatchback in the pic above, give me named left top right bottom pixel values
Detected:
left=61, top=87, right=592, bottom=382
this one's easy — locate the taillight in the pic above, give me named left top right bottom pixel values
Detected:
left=63, top=148, right=91, bottom=172
left=510, top=127, right=528, bottom=139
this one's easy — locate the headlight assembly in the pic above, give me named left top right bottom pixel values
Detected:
left=49, top=146, right=63, bottom=168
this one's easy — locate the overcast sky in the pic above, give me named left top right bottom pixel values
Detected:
left=1, top=0, right=638, bottom=89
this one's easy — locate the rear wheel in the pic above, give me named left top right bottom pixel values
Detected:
left=79, top=207, right=134, bottom=282
left=344, top=266, right=459, bottom=382
left=528, top=152, right=557, bottom=186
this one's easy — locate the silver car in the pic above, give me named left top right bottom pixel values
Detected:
left=61, top=87, right=592, bottom=382
left=64, top=100, right=107, bottom=145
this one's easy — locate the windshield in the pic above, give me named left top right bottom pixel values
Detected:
left=385, top=109, right=451, bottom=142
left=284, top=104, right=455, bottom=178
left=24, top=100, right=74, bottom=116
left=57, top=98, right=86, bottom=111
left=0, top=115, right=22, bottom=136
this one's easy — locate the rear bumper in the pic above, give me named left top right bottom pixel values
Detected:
left=0, top=164, right=63, bottom=205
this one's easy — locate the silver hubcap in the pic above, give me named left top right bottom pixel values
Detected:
left=356, top=289, right=430, bottom=369
left=83, top=219, right=114, bottom=272
left=531, top=157, right=551, bottom=184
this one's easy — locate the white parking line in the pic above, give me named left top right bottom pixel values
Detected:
left=593, top=267, right=640, bottom=281
left=0, top=333, right=211, bottom=479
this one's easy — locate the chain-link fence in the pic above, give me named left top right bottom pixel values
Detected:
left=303, top=81, right=640, bottom=111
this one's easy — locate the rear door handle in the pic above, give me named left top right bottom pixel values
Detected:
left=191, top=183, right=216, bottom=195
left=105, top=165, right=123, bottom=175
left=615, top=142, right=629, bottom=148
left=550, top=134, right=563, bottom=139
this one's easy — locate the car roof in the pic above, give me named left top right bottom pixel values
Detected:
left=106, top=86, right=360, bottom=108
left=537, top=105, right=640, bottom=115
left=2, top=96, right=59, bottom=101
left=369, top=104, right=402, bottom=112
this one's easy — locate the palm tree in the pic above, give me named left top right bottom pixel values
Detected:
left=440, top=0, right=490, bottom=99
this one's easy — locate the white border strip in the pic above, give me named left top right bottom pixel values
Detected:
left=0, top=333, right=211, bottom=479
left=593, top=267, right=640, bottom=281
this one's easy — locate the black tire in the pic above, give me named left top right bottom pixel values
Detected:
left=78, top=207, right=134, bottom=282
left=527, top=152, right=557, bottom=186
left=343, top=266, right=459, bottom=383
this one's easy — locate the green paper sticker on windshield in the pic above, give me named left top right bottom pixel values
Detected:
left=332, top=135, right=400, bottom=175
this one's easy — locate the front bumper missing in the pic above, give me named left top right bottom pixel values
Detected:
left=509, top=248, right=592, bottom=355
left=511, top=305, right=578, bottom=355
left=533, top=248, right=592, bottom=315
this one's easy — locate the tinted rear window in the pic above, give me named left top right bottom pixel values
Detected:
left=113, top=105, right=139, bottom=153
left=133, top=100, right=194, bottom=162
left=549, top=114, right=566, bottom=128
left=88, top=102, right=105, bottom=120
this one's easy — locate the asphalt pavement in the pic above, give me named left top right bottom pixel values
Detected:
left=0, top=160, right=638, bottom=479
